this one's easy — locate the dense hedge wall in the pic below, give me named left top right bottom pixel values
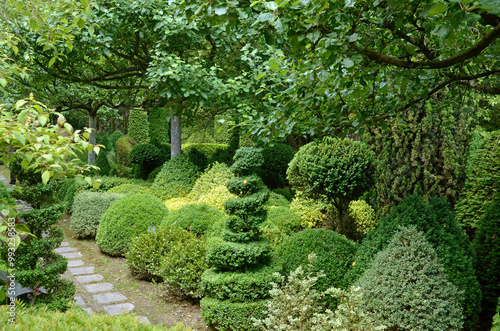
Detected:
left=128, top=108, right=150, bottom=145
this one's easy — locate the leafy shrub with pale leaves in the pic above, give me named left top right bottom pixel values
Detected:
left=106, top=184, right=153, bottom=196
left=164, top=197, right=194, bottom=211
left=188, top=162, right=234, bottom=200
left=289, top=192, right=327, bottom=228
left=348, top=200, right=376, bottom=234
left=198, top=185, right=237, bottom=211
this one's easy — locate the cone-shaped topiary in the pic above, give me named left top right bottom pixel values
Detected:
left=355, top=226, right=464, bottom=330
left=200, top=147, right=275, bottom=330
left=128, top=108, right=150, bottom=145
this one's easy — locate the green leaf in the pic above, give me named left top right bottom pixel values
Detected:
left=14, top=223, right=30, bottom=234
left=14, top=235, right=20, bottom=250
left=88, top=26, right=95, bottom=37
left=256, top=73, right=266, bottom=79
left=65, top=41, right=73, bottom=51
left=428, top=3, right=447, bottom=16
left=21, top=159, right=29, bottom=170
left=0, top=78, right=6, bottom=87
left=342, top=58, right=354, bottom=68
left=0, top=226, right=7, bottom=233
left=48, top=57, right=56, bottom=68
left=214, top=7, right=228, bottom=15
left=13, top=131, right=26, bottom=146
left=81, top=0, right=89, bottom=7
left=41, top=170, right=50, bottom=184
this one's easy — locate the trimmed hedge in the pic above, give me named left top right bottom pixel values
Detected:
left=96, top=194, right=169, bottom=256
left=188, top=162, right=235, bottom=200
left=207, top=240, right=271, bottom=271
left=182, top=143, right=232, bottom=170
left=274, top=228, right=357, bottom=308
left=162, top=203, right=225, bottom=236
left=116, top=136, right=137, bottom=167
left=128, top=108, right=150, bottom=145
left=70, top=192, right=124, bottom=238
left=129, top=143, right=162, bottom=179
left=151, top=154, right=199, bottom=200
left=106, top=184, right=153, bottom=196
left=200, top=297, right=267, bottom=331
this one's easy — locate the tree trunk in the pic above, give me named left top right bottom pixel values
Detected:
left=88, top=112, right=97, bottom=164
left=170, top=115, right=182, bottom=159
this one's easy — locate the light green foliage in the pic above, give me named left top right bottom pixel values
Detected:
left=162, top=203, right=225, bottom=235
left=260, top=143, right=295, bottom=189
left=355, top=226, right=463, bottom=330
left=200, top=297, right=267, bottom=331
left=493, top=298, right=500, bottom=331
left=275, top=229, right=357, bottom=308
left=287, top=138, right=374, bottom=238
left=164, top=197, right=195, bottom=211
left=456, top=130, right=500, bottom=230
left=473, top=193, right=500, bottom=325
left=265, top=192, right=290, bottom=208
left=260, top=206, right=301, bottom=247
left=271, top=188, right=293, bottom=202
left=149, top=107, right=169, bottom=144
left=188, top=162, right=235, bottom=200
left=0, top=306, right=190, bottom=331
left=198, top=185, right=237, bottom=211
left=290, top=192, right=327, bottom=228
left=106, top=184, right=153, bottom=196
left=367, top=103, right=471, bottom=212
left=70, top=192, right=124, bottom=238
left=345, top=195, right=481, bottom=330
left=116, top=136, right=138, bottom=167
left=151, top=154, right=199, bottom=200
left=96, top=194, right=169, bottom=256
left=128, top=108, right=150, bottom=145
left=348, top=200, right=376, bottom=234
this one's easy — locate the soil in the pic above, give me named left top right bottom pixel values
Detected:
left=58, top=215, right=208, bottom=330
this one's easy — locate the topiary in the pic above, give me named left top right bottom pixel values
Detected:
left=108, top=130, right=124, bottom=150
left=188, top=161, right=235, bottom=199
left=348, top=200, right=377, bottom=234
left=149, top=107, right=169, bottom=145
left=260, top=143, right=295, bottom=189
left=94, top=149, right=111, bottom=175
left=345, top=194, right=481, bottom=330
left=96, top=194, right=169, bottom=256
left=289, top=191, right=328, bottom=228
left=162, top=203, right=225, bottom=236
left=473, top=192, right=500, bottom=328
left=272, top=188, right=293, bottom=202
left=455, top=130, right=500, bottom=233
left=274, top=228, right=357, bottom=308
left=287, top=137, right=374, bottom=239
left=128, top=108, right=150, bottom=145
left=355, top=226, right=464, bottom=330
left=151, top=154, right=199, bottom=200
left=128, top=143, right=162, bottom=179
left=96, top=131, right=113, bottom=151
left=116, top=136, right=137, bottom=167
left=259, top=206, right=302, bottom=247
left=106, top=184, right=153, bottom=196
left=70, top=192, right=124, bottom=238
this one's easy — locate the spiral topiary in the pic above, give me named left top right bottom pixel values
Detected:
left=200, top=147, right=274, bottom=330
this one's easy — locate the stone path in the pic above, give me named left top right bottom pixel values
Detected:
left=0, top=172, right=149, bottom=323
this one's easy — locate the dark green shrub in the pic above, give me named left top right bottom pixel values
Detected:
left=70, top=192, right=124, bottom=238
left=95, top=149, right=111, bottom=175
left=272, top=188, right=293, bottom=202
left=106, top=184, right=153, bottom=196
left=260, top=206, right=301, bottom=247
left=151, top=154, right=199, bottom=200
left=96, top=131, right=113, bottom=151
left=128, top=143, right=162, bottom=179
left=116, top=136, right=137, bottom=167
left=147, top=166, right=162, bottom=182
left=153, top=142, right=171, bottom=164
left=287, top=138, right=375, bottom=239
left=162, top=203, right=224, bottom=236
left=96, top=194, right=169, bottom=256
left=8, top=157, right=42, bottom=185
left=108, top=130, right=123, bottom=150
left=149, top=107, right=169, bottom=145
left=456, top=130, right=500, bottom=232
left=345, top=194, right=481, bottom=330
left=275, top=228, right=357, bottom=307
left=207, top=240, right=271, bottom=271
left=11, top=181, right=60, bottom=209
left=125, top=226, right=191, bottom=281
left=473, top=193, right=500, bottom=327
left=200, top=297, right=267, bottom=331
left=128, top=108, right=150, bottom=145
left=355, top=226, right=463, bottom=330
left=188, top=162, right=235, bottom=200
left=182, top=143, right=231, bottom=169
left=0, top=181, right=16, bottom=206
left=259, top=143, right=295, bottom=189
left=366, top=103, right=471, bottom=212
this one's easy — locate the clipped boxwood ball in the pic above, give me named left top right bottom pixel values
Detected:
left=274, top=228, right=357, bottom=306
left=96, top=194, right=169, bottom=256
left=162, top=203, right=225, bottom=235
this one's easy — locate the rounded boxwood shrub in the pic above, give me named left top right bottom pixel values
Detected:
left=106, top=184, right=153, bottom=196
left=260, top=206, right=302, bottom=247
left=473, top=193, right=500, bottom=326
left=260, top=143, right=295, bottom=189
left=96, top=194, right=169, bottom=256
left=128, top=143, right=162, bottom=179
left=289, top=192, right=328, bottom=228
left=356, top=226, right=463, bottom=330
left=188, top=162, right=235, bottom=200
left=162, top=203, right=225, bottom=236
left=116, top=136, right=137, bottom=167
left=275, top=229, right=357, bottom=306
left=198, top=185, right=237, bottom=212
left=348, top=199, right=377, bottom=234
left=200, top=297, right=267, bottom=331
left=151, top=154, right=199, bottom=200
left=70, top=192, right=125, bottom=238
left=345, top=194, right=481, bottom=330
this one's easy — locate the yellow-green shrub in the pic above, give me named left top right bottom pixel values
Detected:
left=164, top=197, right=194, bottom=211
left=289, top=192, right=327, bottom=228
left=106, top=184, right=153, bottom=196
left=198, top=185, right=237, bottom=211
left=188, top=162, right=235, bottom=200
left=348, top=200, right=377, bottom=234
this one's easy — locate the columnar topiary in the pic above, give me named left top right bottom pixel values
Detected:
left=128, top=108, right=150, bottom=145
left=473, top=193, right=500, bottom=328
left=355, top=226, right=464, bottom=330
left=149, top=107, right=169, bottom=144
left=287, top=137, right=374, bottom=239
left=345, top=194, right=481, bottom=330
left=116, top=136, right=137, bottom=167
left=94, top=149, right=111, bottom=175
left=200, top=147, right=274, bottom=330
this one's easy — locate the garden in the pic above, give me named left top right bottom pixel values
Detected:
left=1, top=0, right=500, bottom=330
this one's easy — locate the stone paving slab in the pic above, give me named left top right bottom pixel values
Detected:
left=60, top=252, right=83, bottom=259
left=136, top=316, right=151, bottom=324
left=93, top=292, right=128, bottom=304
left=76, top=274, right=104, bottom=284
left=67, top=260, right=84, bottom=267
left=102, top=303, right=134, bottom=316
left=82, top=307, right=94, bottom=314
left=75, top=296, right=86, bottom=307
left=55, top=246, right=77, bottom=253
left=69, top=266, right=95, bottom=275
left=83, top=282, right=114, bottom=293
left=60, top=242, right=70, bottom=247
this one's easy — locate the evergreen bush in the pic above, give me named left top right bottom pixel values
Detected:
left=162, top=203, right=225, bottom=236
left=106, top=184, right=153, bottom=196
left=116, top=136, right=137, bottom=167
left=108, top=130, right=123, bottom=150
left=128, top=108, right=150, bottom=144
left=348, top=200, right=377, bottom=234
left=151, top=154, right=199, bottom=200
left=272, top=188, right=293, bottom=202
left=355, top=226, right=464, bottom=330
left=182, top=143, right=231, bottom=169
left=94, top=149, right=111, bottom=175
left=96, top=194, right=169, bottom=256
left=289, top=192, right=328, bottom=228
left=198, top=185, right=237, bottom=211
left=70, top=192, right=124, bottom=238
left=259, top=206, right=301, bottom=247
left=260, top=143, right=295, bottom=189
left=188, top=162, right=235, bottom=200
left=128, top=143, right=162, bottom=179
